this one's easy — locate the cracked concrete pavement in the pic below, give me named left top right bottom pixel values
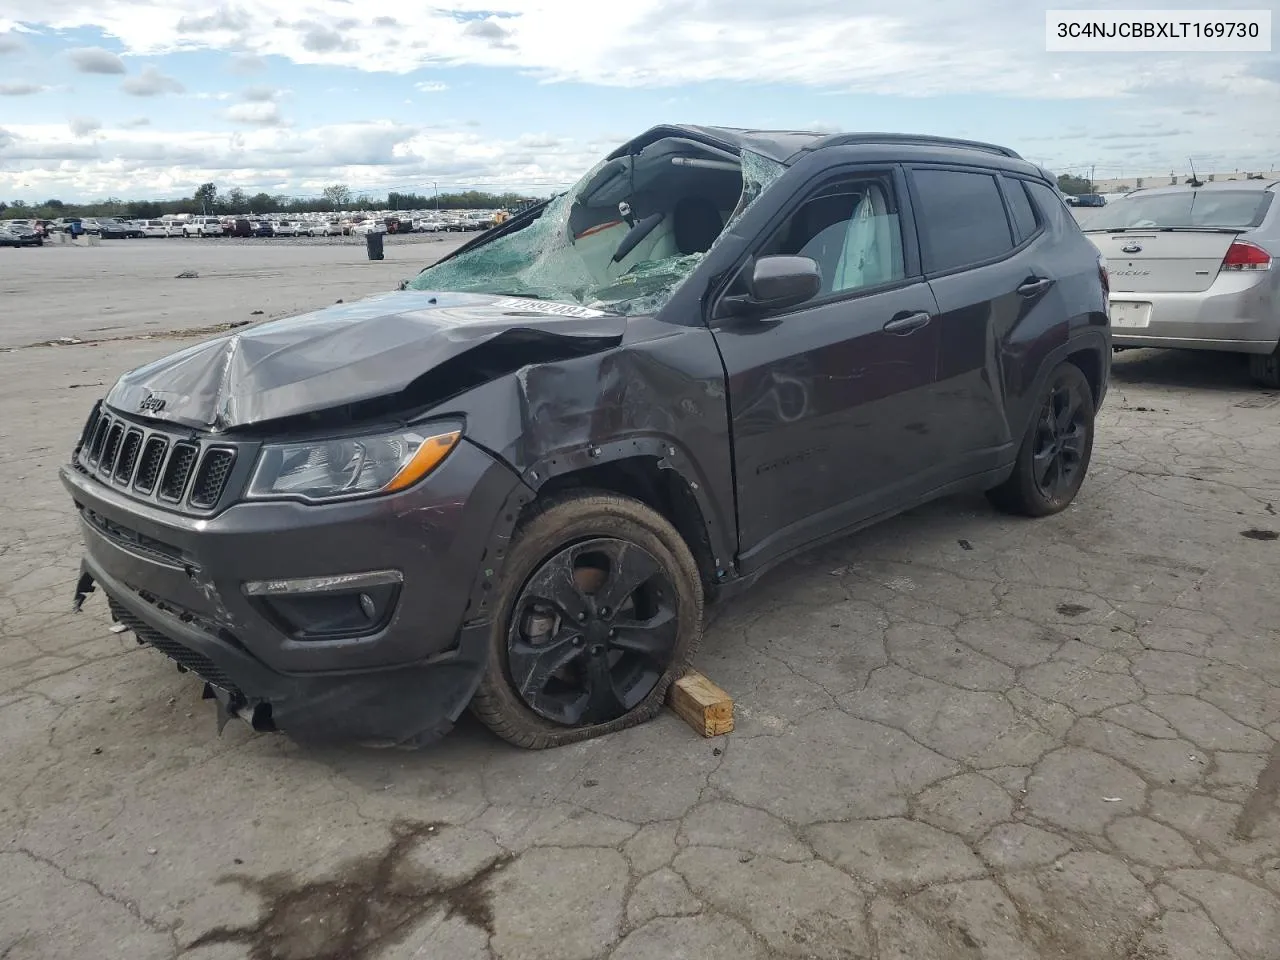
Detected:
left=3, top=241, right=1280, bottom=959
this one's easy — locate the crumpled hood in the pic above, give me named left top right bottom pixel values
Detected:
left=104, top=290, right=626, bottom=431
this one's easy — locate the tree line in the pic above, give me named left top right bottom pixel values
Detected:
left=0, top=182, right=548, bottom=221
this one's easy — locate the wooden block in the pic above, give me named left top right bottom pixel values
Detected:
left=667, top=669, right=734, bottom=737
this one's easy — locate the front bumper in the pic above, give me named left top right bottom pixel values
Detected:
left=61, top=437, right=525, bottom=743
left=1110, top=272, right=1280, bottom=354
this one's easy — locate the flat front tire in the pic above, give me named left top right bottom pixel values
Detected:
left=988, top=361, right=1095, bottom=517
left=471, top=490, right=704, bottom=749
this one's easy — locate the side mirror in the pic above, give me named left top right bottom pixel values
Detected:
left=719, top=255, right=822, bottom=318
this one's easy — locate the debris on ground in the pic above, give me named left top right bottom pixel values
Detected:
left=108, top=623, right=128, bottom=633
left=69, top=381, right=104, bottom=389
left=175, top=270, right=199, bottom=279
left=49, top=336, right=82, bottom=345
left=250, top=310, right=264, bottom=315
left=958, top=539, right=973, bottom=550
left=1241, top=528, right=1278, bottom=541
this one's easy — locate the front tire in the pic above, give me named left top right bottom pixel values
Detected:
left=988, top=361, right=1095, bottom=517
left=471, top=491, right=704, bottom=749
left=1249, top=346, right=1280, bottom=389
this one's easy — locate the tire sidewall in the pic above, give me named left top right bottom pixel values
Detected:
left=474, top=493, right=703, bottom=746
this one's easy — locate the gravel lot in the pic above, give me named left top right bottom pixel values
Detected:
left=2, top=240, right=1279, bottom=960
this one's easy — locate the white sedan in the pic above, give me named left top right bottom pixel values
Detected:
left=349, top=220, right=385, bottom=236
left=307, top=220, right=344, bottom=237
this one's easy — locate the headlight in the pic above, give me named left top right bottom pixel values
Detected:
left=247, top=423, right=462, bottom=503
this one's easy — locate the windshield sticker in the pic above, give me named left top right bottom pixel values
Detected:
left=491, top=297, right=606, bottom=318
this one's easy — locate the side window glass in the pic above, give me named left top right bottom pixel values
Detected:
left=1026, top=181, right=1069, bottom=232
left=738, top=174, right=906, bottom=299
left=1005, top=178, right=1040, bottom=242
left=911, top=168, right=1014, bottom=272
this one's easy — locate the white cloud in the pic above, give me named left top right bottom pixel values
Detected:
left=0, top=33, right=25, bottom=55
left=1, top=0, right=1276, bottom=193
left=223, top=101, right=285, bottom=126
left=121, top=66, right=185, bottom=96
left=121, top=116, right=150, bottom=128
left=414, top=81, right=447, bottom=93
left=69, top=116, right=101, bottom=136
left=0, top=81, right=47, bottom=95
left=241, top=84, right=282, bottom=102
left=0, top=120, right=596, bottom=200
left=66, top=46, right=125, bottom=74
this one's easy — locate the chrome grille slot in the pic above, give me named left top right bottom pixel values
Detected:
left=113, top=429, right=143, bottom=485
left=99, top=423, right=124, bottom=477
left=159, top=442, right=199, bottom=502
left=189, top=448, right=235, bottom=509
left=134, top=437, right=168, bottom=494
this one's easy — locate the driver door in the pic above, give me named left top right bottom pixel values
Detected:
left=708, top=166, right=943, bottom=570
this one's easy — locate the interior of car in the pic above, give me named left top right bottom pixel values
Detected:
left=566, top=136, right=746, bottom=284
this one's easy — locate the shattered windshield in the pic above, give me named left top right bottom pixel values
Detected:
left=407, top=142, right=785, bottom=315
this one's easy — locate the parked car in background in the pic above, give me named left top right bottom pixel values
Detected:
left=308, top=219, right=344, bottom=237
left=98, top=220, right=134, bottom=239
left=1074, top=194, right=1107, bottom=208
left=63, top=126, right=1110, bottom=749
left=183, top=217, right=226, bottom=237
left=0, top=222, right=42, bottom=246
left=415, top=218, right=444, bottom=232
left=252, top=221, right=274, bottom=237
left=271, top=220, right=299, bottom=237
left=1084, top=178, right=1280, bottom=386
left=139, top=220, right=169, bottom=238
left=349, top=220, right=382, bottom=236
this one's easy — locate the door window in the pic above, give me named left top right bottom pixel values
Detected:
left=734, top=174, right=907, bottom=301
left=911, top=168, right=1014, bottom=273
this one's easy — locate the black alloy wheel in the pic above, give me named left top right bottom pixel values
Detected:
left=987, top=361, right=1095, bottom=517
left=1030, top=379, right=1089, bottom=503
left=471, top=490, right=702, bottom=749
left=507, top=537, right=679, bottom=727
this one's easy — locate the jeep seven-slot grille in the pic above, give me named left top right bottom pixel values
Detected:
left=73, top=407, right=238, bottom=513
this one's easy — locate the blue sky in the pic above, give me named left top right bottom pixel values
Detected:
left=1, top=1, right=1277, bottom=202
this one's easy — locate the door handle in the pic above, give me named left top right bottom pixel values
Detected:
left=883, top=311, right=932, bottom=335
left=1017, top=277, right=1052, bottom=297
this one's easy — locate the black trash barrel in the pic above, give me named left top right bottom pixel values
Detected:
left=365, top=229, right=384, bottom=260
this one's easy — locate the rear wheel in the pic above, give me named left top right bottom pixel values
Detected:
left=471, top=491, right=703, bottom=749
left=1248, top=346, right=1280, bottom=389
left=988, top=361, right=1095, bottom=517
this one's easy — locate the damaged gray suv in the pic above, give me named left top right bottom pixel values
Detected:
left=63, top=125, right=1110, bottom=749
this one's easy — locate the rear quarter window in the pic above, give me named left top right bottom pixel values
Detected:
left=1004, top=179, right=1040, bottom=242
left=910, top=168, right=1015, bottom=273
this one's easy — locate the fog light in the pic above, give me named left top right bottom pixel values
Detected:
left=242, top=570, right=402, bottom=640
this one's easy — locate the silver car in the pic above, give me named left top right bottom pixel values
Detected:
left=1084, top=179, right=1279, bottom=387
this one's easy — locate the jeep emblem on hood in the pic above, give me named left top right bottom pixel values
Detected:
left=138, top=393, right=166, bottom=413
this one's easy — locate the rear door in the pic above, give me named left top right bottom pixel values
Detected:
left=906, top=165, right=1054, bottom=475
left=710, top=166, right=944, bottom=567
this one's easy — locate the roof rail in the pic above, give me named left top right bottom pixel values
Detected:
left=812, top=133, right=1023, bottom=160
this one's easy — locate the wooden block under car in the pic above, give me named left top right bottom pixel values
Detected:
left=667, top=669, right=734, bottom=736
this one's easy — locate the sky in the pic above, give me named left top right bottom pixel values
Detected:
left=0, top=1, right=1277, bottom=203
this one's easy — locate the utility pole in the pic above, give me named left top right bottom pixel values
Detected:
left=1089, top=164, right=1095, bottom=193
left=433, top=181, right=438, bottom=210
